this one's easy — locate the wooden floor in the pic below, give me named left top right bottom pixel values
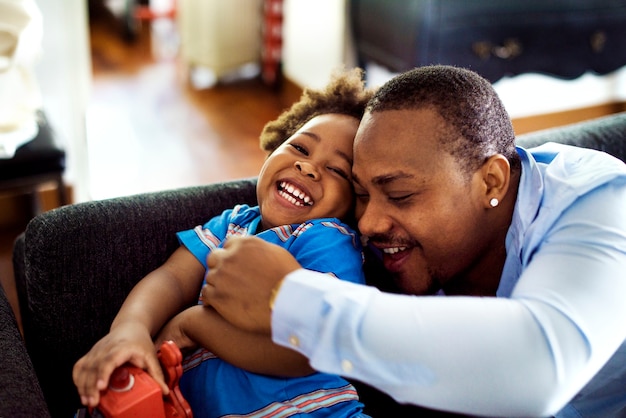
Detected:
left=0, top=5, right=287, bottom=332
left=87, top=6, right=284, bottom=200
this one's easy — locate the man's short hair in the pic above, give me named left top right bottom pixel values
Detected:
left=367, top=65, right=520, bottom=175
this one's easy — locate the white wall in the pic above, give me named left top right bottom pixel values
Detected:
left=282, top=0, right=355, bottom=90
left=34, top=0, right=92, bottom=202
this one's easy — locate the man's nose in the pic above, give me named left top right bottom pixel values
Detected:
left=295, top=161, right=320, bottom=180
left=357, top=202, right=393, bottom=236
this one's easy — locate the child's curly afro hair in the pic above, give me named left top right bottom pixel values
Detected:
left=259, top=67, right=375, bottom=153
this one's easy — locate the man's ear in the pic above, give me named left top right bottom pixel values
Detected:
left=480, top=154, right=510, bottom=208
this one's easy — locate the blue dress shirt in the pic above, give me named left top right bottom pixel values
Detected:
left=272, top=143, right=626, bottom=417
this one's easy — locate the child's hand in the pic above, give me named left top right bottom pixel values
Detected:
left=72, top=322, right=168, bottom=408
left=155, top=308, right=198, bottom=352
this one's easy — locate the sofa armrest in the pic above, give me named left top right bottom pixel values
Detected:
left=13, top=178, right=257, bottom=417
left=0, top=284, right=50, bottom=417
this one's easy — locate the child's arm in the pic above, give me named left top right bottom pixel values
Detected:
left=156, top=305, right=314, bottom=377
left=73, top=246, right=205, bottom=408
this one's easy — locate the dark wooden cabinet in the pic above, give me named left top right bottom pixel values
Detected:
left=351, top=0, right=626, bottom=82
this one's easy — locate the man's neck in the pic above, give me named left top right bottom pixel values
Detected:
left=443, top=169, right=521, bottom=297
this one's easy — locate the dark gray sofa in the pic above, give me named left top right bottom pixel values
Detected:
left=5, top=112, right=626, bottom=418
left=0, top=284, right=49, bottom=417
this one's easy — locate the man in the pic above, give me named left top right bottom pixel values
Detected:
left=203, top=65, right=626, bottom=417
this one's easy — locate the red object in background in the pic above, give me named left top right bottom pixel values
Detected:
left=262, top=0, right=283, bottom=86
left=134, top=0, right=177, bottom=20
left=91, top=341, right=192, bottom=418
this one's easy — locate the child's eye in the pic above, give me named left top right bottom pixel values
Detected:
left=329, top=167, right=350, bottom=180
left=290, top=143, right=308, bottom=155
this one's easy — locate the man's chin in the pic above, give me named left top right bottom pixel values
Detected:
left=392, top=272, right=438, bottom=296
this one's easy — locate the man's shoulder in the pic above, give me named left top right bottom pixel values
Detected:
left=522, top=142, right=626, bottom=190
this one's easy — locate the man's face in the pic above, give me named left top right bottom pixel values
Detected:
left=353, top=108, right=488, bottom=295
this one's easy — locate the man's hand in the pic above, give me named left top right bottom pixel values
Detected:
left=203, top=236, right=302, bottom=333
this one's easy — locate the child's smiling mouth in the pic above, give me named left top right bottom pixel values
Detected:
left=277, top=181, right=314, bottom=207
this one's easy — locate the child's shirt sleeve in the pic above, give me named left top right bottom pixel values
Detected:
left=176, top=204, right=261, bottom=269
left=258, top=219, right=366, bottom=285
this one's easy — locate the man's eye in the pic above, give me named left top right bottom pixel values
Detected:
left=290, top=143, right=308, bottom=155
left=354, top=190, right=369, bottom=200
left=389, top=194, right=413, bottom=202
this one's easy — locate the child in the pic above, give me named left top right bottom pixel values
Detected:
left=74, top=67, right=374, bottom=417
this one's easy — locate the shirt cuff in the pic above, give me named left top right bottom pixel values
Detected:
left=271, top=269, right=341, bottom=355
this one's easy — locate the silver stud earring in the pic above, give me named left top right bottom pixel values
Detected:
left=490, top=198, right=499, bottom=208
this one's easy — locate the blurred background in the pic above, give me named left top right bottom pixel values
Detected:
left=3, top=0, right=626, bottom=218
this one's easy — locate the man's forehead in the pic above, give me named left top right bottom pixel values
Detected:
left=353, top=169, right=416, bottom=187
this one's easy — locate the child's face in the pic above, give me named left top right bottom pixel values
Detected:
left=256, top=113, right=359, bottom=230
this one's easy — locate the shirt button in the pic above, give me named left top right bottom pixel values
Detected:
left=289, top=335, right=300, bottom=347
left=341, top=359, right=353, bottom=373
